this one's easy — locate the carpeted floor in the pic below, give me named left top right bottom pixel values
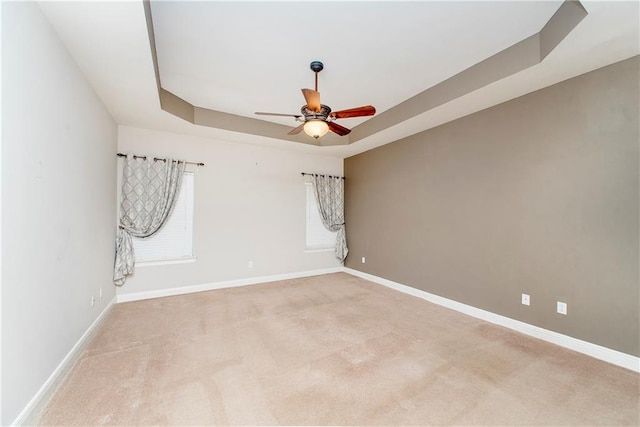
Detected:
left=37, top=273, right=639, bottom=426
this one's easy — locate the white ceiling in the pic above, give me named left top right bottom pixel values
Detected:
left=151, top=1, right=561, bottom=128
left=39, top=1, right=639, bottom=158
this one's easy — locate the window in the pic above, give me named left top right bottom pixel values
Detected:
left=305, top=182, right=337, bottom=250
left=133, top=172, right=195, bottom=263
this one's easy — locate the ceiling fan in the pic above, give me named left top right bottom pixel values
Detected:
left=255, top=61, right=376, bottom=139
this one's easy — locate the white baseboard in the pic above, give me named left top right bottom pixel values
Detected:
left=116, top=267, right=344, bottom=303
left=344, top=268, right=640, bottom=373
left=12, top=297, right=116, bottom=426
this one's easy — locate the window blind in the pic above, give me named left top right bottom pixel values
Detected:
left=133, top=172, right=194, bottom=262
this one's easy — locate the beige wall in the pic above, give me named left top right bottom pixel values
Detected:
left=1, top=2, right=117, bottom=424
left=344, top=56, right=639, bottom=356
left=117, top=126, right=343, bottom=298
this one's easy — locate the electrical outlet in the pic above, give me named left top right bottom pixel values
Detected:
left=361, top=257, right=366, bottom=264
left=91, top=296, right=95, bottom=307
left=521, top=293, right=530, bottom=306
left=557, top=301, right=567, bottom=315
left=248, top=261, right=253, bottom=269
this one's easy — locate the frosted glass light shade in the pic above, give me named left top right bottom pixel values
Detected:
left=304, top=120, right=329, bottom=139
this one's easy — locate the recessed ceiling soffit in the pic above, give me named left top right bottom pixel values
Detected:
left=143, top=0, right=587, bottom=148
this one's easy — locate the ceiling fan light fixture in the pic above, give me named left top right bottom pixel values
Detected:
left=303, top=120, right=329, bottom=139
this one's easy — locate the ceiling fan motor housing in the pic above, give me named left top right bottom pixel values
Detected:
left=301, top=104, right=331, bottom=122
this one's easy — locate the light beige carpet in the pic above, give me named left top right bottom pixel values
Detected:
left=38, top=273, right=639, bottom=426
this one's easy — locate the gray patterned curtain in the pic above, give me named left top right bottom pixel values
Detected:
left=311, top=174, right=348, bottom=263
left=113, top=155, right=186, bottom=286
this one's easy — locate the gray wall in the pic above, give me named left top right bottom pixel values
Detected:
left=116, top=126, right=342, bottom=299
left=2, top=2, right=117, bottom=423
left=344, top=56, right=639, bottom=356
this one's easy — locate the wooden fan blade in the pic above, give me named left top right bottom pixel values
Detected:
left=301, top=89, right=321, bottom=112
left=287, top=124, right=305, bottom=135
left=329, top=105, right=376, bottom=119
left=255, top=112, right=301, bottom=118
left=328, top=121, right=351, bottom=136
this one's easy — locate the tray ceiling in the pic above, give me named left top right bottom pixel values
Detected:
left=39, top=1, right=640, bottom=157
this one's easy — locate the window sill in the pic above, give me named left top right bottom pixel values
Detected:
left=136, top=257, right=197, bottom=267
left=304, top=248, right=335, bottom=253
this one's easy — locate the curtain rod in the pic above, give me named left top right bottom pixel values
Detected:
left=117, top=152, right=204, bottom=167
left=301, top=172, right=345, bottom=180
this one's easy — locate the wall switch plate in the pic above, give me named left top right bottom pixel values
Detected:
left=248, top=261, right=253, bottom=268
left=99, top=288, right=103, bottom=299
left=91, top=296, right=95, bottom=307
left=361, top=257, right=366, bottom=264
left=557, top=301, right=567, bottom=315
left=521, top=293, right=530, bottom=306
